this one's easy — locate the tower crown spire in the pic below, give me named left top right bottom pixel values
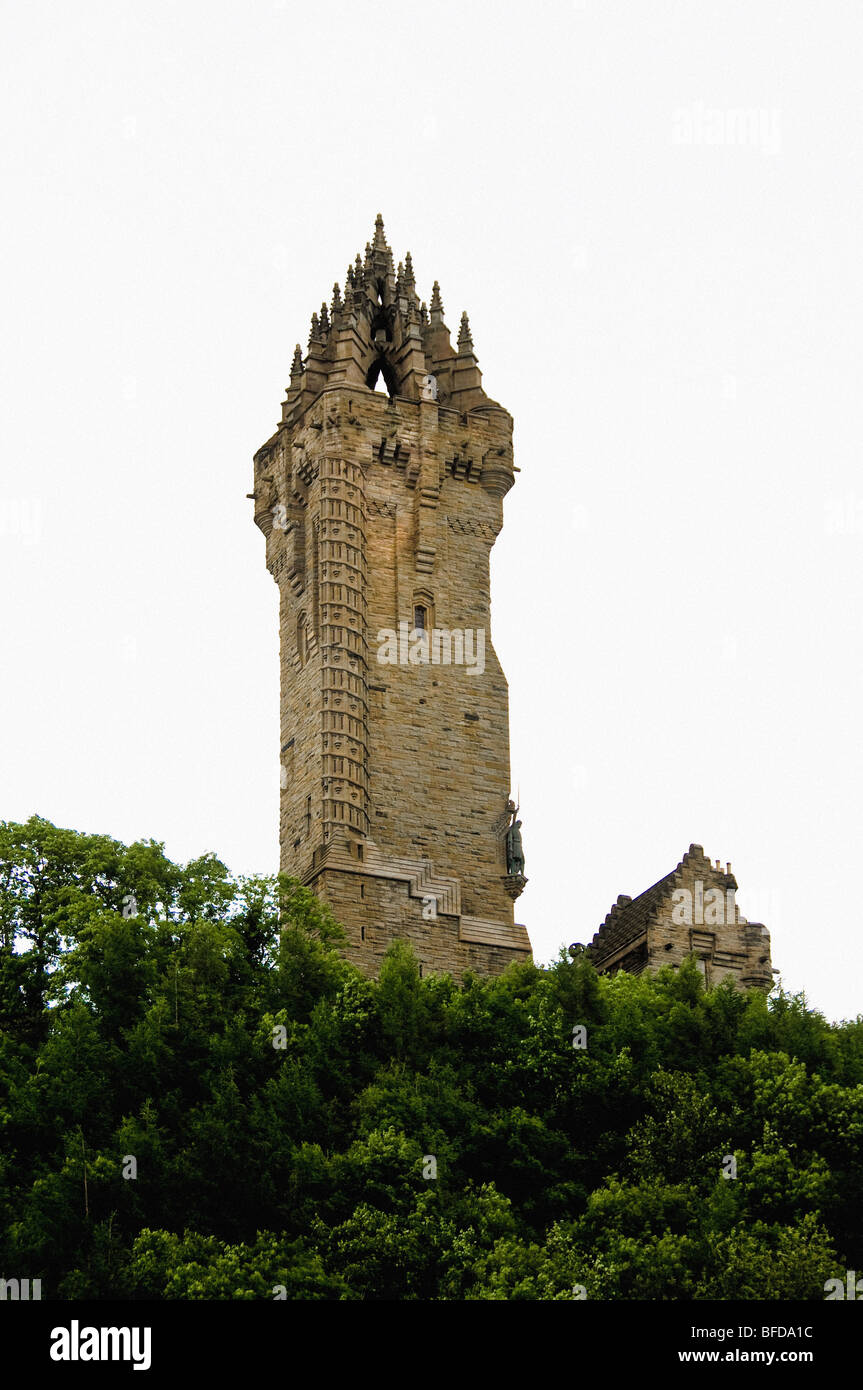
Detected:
left=429, top=280, right=446, bottom=326
left=457, top=311, right=474, bottom=353
left=268, top=217, right=498, bottom=414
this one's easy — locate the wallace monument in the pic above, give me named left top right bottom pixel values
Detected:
left=250, top=215, right=773, bottom=991
left=250, top=216, right=532, bottom=978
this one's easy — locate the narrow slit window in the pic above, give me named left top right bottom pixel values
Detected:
left=297, top=613, right=309, bottom=666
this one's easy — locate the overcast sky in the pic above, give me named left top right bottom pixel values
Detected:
left=2, top=1, right=861, bottom=1021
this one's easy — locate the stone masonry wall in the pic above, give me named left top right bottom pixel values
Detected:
left=316, top=867, right=530, bottom=978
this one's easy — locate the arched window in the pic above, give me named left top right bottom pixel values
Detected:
left=366, top=356, right=399, bottom=397
left=412, top=589, right=435, bottom=634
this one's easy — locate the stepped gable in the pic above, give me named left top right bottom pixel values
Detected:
left=588, top=843, right=720, bottom=966
left=587, top=872, right=677, bottom=964
left=585, top=843, right=771, bottom=990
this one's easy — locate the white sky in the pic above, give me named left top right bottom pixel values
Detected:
left=2, top=1, right=861, bottom=1022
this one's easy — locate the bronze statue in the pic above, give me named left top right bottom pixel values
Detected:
left=506, top=816, right=525, bottom=876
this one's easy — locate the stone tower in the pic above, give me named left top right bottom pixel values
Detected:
left=251, top=216, right=531, bottom=978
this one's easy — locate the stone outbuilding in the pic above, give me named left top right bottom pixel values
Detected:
left=583, top=844, right=773, bottom=990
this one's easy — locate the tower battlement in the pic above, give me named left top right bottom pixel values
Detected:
left=251, top=216, right=531, bottom=978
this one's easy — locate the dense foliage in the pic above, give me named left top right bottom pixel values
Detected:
left=1, top=816, right=861, bottom=1300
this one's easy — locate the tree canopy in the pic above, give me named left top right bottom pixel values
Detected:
left=1, top=815, right=860, bottom=1300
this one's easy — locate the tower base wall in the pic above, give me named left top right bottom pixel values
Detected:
left=304, top=836, right=531, bottom=978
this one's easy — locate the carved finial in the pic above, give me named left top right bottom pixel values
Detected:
left=354, top=253, right=363, bottom=282
left=290, top=343, right=303, bottom=379
left=420, top=301, right=428, bottom=328
left=373, top=212, right=387, bottom=250
left=396, top=260, right=404, bottom=297
left=404, top=251, right=415, bottom=289
left=331, top=281, right=342, bottom=315
left=364, top=241, right=373, bottom=268
left=430, top=280, right=445, bottom=325
left=458, top=310, right=474, bottom=352
left=308, top=311, right=320, bottom=348
left=319, top=302, right=331, bottom=335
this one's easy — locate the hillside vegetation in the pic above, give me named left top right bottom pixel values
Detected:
left=1, top=816, right=861, bottom=1300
